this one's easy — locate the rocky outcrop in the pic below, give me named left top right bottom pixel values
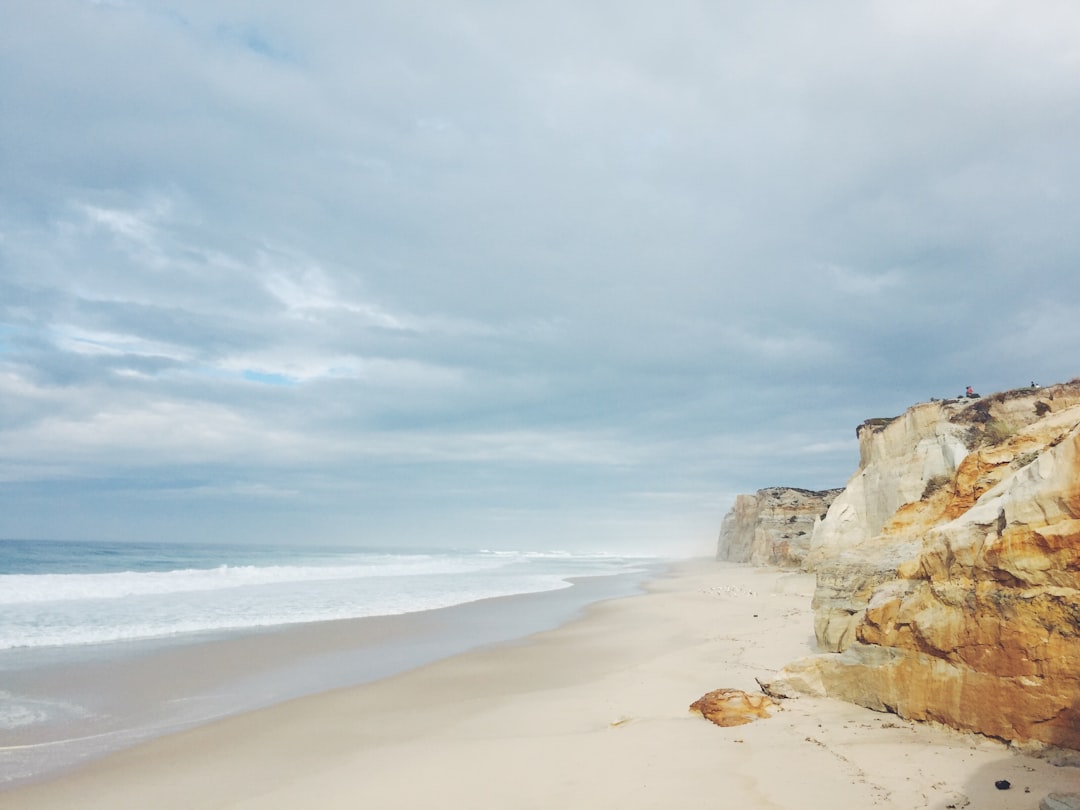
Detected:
left=716, top=487, right=842, bottom=568
left=1042, top=794, right=1080, bottom=810
left=759, top=380, right=1080, bottom=749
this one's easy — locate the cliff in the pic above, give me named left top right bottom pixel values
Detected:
left=733, top=379, right=1080, bottom=749
left=716, top=487, right=843, bottom=568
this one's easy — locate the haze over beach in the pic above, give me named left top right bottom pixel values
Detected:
left=4, top=1, right=1080, bottom=553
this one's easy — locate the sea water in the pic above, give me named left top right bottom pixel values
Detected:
left=0, top=539, right=654, bottom=650
left=0, top=539, right=660, bottom=787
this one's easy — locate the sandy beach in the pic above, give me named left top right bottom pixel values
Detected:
left=3, top=560, right=1077, bottom=810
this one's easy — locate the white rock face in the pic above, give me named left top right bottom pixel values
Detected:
left=716, top=487, right=842, bottom=569
left=806, top=400, right=971, bottom=566
left=1041, top=793, right=1080, bottom=810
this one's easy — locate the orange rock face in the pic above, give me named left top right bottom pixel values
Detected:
left=775, top=381, right=1080, bottom=749
left=689, top=689, right=778, bottom=727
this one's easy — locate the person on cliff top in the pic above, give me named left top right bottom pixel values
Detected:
left=966, top=386, right=978, bottom=398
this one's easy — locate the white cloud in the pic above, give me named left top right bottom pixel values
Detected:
left=0, top=395, right=638, bottom=476
left=823, top=264, right=905, bottom=296
left=215, top=350, right=467, bottom=388
left=76, top=200, right=177, bottom=270
left=51, top=325, right=191, bottom=361
left=262, top=261, right=410, bottom=328
left=719, top=324, right=838, bottom=362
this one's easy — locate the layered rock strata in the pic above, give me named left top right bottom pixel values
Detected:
left=716, top=487, right=842, bottom=568
left=747, top=380, right=1080, bottom=749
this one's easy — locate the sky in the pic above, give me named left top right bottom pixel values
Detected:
left=2, top=1, right=1080, bottom=555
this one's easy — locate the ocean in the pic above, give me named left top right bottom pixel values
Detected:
left=0, top=539, right=661, bottom=787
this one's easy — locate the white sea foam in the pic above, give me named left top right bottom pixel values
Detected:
left=0, top=546, right=651, bottom=651
left=2, top=576, right=574, bottom=650
left=0, top=691, right=94, bottom=730
left=0, top=554, right=508, bottom=605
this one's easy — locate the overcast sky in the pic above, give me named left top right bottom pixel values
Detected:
left=2, top=1, right=1079, bottom=554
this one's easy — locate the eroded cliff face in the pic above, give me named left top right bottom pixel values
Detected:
left=716, top=487, right=842, bottom=568
left=762, top=380, right=1080, bottom=749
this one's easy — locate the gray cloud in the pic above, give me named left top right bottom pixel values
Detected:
left=2, top=0, right=1079, bottom=552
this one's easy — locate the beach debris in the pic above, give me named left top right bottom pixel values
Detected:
left=994, top=779, right=1011, bottom=790
left=1041, top=794, right=1080, bottom=810
left=755, top=675, right=798, bottom=700
left=609, top=716, right=634, bottom=728
left=689, top=689, right=778, bottom=727
left=700, top=585, right=756, bottom=598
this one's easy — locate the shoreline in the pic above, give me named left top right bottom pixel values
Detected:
left=3, top=560, right=1078, bottom=809
left=0, top=565, right=659, bottom=789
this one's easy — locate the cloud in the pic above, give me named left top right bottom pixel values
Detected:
left=262, top=264, right=409, bottom=328
left=2, top=0, right=1080, bottom=549
left=823, top=265, right=905, bottom=297
left=51, top=324, right=191, bottom=362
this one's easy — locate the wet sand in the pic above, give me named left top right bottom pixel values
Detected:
left=0, top=569, right=651, bottom=787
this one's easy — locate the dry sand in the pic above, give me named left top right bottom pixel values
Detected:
left=3, top=560, right=1077, bottom=809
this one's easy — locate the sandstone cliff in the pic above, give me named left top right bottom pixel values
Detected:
left=716, top=487, right=843, bottom=568
left=747, top=379, right=1080, bottom=749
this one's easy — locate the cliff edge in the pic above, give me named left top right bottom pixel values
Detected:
left=723, top=379, right=1080, bottom=749
left=716, top=487, right=843, bottom=568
